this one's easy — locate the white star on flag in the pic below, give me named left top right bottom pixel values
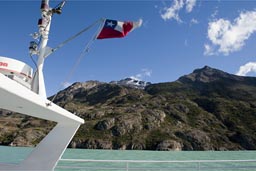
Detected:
left=107, top=21, right=114, bottom=27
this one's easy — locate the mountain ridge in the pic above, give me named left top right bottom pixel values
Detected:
left=1, top=66, right=256, bottom=150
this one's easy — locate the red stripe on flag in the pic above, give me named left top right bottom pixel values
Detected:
left=97, top=27, right=125, bottom=39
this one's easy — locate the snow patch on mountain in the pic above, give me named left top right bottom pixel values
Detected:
left=110, top=77, right=151, bottom=89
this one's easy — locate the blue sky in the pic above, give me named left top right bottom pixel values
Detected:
left=1, top=0, right=256, bottom=96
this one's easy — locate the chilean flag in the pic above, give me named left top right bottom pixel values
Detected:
left=96, top=19, right=142, bottom=39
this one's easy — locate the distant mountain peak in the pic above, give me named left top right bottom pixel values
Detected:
left=194, top=65, right=226, bottom=74
left=178, top=65, right=242, bottom=83
left=110, top=77, right=151, bottom=89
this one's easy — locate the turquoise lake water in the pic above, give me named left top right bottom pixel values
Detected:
left=0, top=146, right=256, bottom=171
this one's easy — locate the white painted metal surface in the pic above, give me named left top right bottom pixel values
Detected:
left=0, top=73, right=83, bottom=123
left=0, top=73, right=84, bottom=171
left=0, top=56, right=33, bottom=89
left=0, top=56, right=33, bottom=78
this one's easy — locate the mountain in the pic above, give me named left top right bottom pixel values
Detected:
left=0, top=66, right=256, bottom=150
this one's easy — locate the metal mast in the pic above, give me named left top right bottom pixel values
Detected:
left=31, top=0, right=51, bottom=99
left=31, top=0, right=65, bottom=99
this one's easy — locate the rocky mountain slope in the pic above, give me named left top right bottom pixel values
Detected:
left=0, top=66, right=256, bottom=150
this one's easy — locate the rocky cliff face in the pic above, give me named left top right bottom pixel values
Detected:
left=1, top=66, right=256, bottom=150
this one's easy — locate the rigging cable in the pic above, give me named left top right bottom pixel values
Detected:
left=51, top=19, right=103, bottom=53
left=49, top=19, right=104, bottom=104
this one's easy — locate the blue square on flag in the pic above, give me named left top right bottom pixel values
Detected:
left=104, top=19, right=118, bottom=29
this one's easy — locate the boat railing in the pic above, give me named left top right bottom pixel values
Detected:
left=56, top=159, right=256, bottom=171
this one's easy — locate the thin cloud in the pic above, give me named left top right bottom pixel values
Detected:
left=190, top=18, right=199, bottom=26
left=236, top=62, right=256, bottom=76
left=186, top=0, right=197, bottom=13
left=161, top=0, right=184, bottom=22
left=160, top=0, right=197, bottom=22
left=204, top=10, right=256, bottom=56
left=204, top=44, right=215, bottom=56
left=131, top=68, right=152, bottom=80
left=211, top=8, right=219, bottom=19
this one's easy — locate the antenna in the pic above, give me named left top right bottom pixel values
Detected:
left=52, top=0, right=66, bottom=14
